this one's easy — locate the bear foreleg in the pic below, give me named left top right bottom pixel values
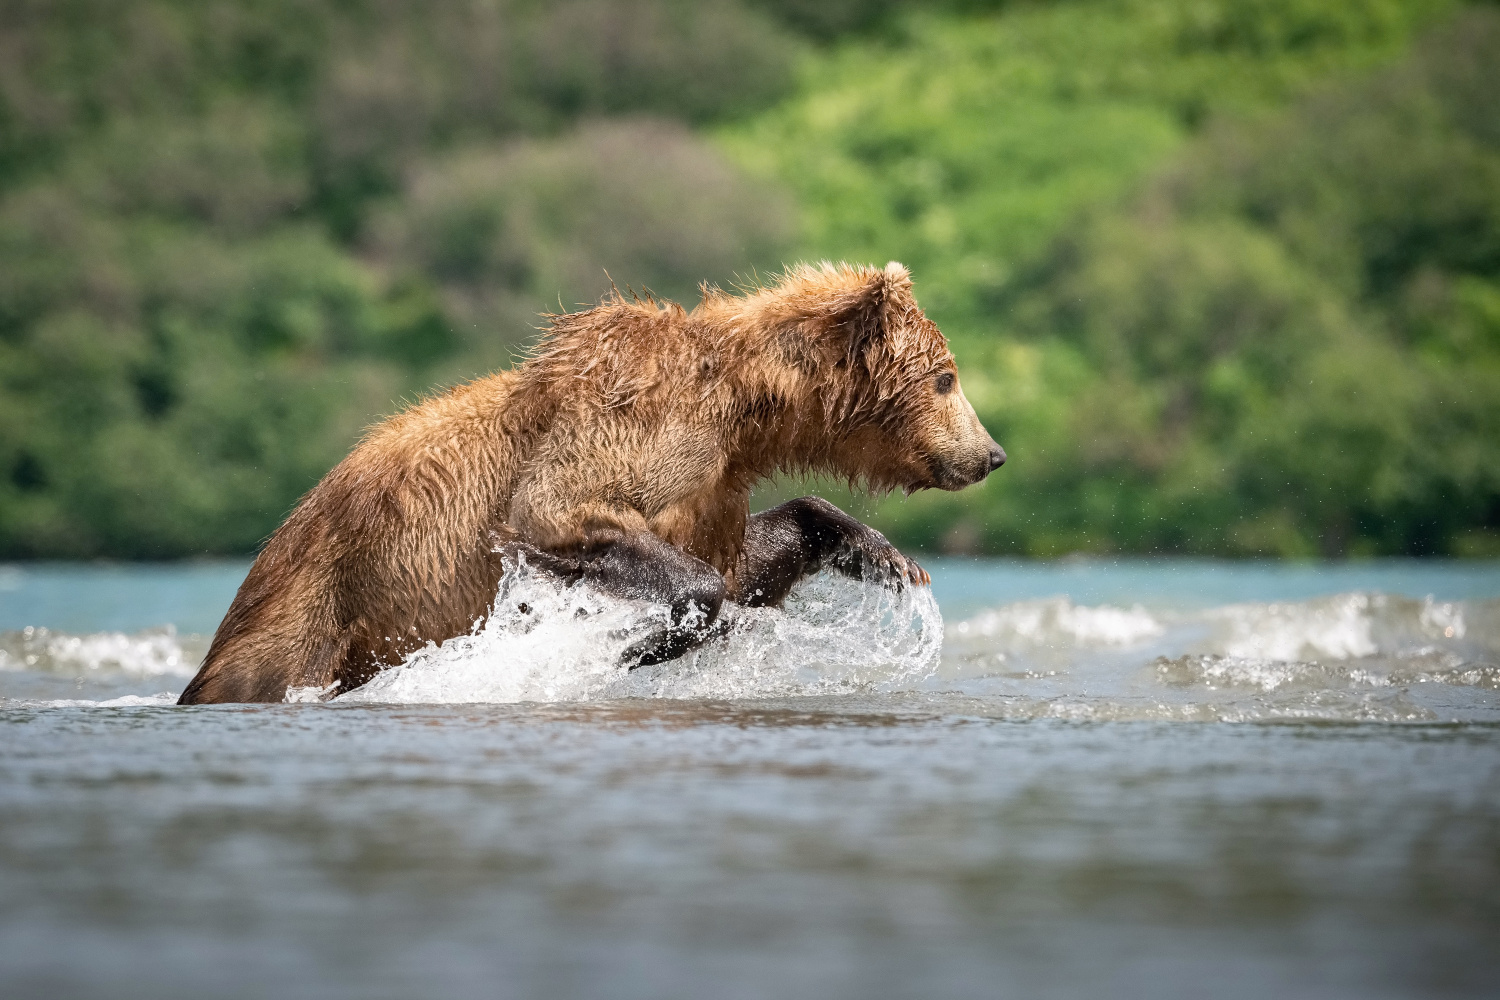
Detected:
left=730, top=496, right=929, bottom=608
left=502, top=532, right=728, bottom=669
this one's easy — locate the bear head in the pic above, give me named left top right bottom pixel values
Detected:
left=771, top=261, right=1005, bottom=493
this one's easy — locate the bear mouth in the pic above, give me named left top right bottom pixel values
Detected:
left=926, top=454, right=990, bottom=491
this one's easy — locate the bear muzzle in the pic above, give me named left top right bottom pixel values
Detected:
left=928, top=437, right=1004, bottom=491
left=930, top=383, right=1004, bottom=489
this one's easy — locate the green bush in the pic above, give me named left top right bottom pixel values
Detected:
left=0, top=0, right=800, bottom=557
left=3, top=0, right=1497, bottom=559
left=734, top=0, right=1499, bottom=557
left=371, top=119, right=793, bottom=322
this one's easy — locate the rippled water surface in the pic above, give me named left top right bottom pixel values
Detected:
left=2, top=558, right=1498, bottom=998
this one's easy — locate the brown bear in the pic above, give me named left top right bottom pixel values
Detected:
left=178, top=262, right=1004, bottom=704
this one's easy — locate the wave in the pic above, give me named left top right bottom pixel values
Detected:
left=1155, top=651, right=1500, bottom=693
left=0, top=625, right=205, bottom=678
left=949, top=597, right=1164, bottom=648
left=942, top=591, right=1493, bottom=661
left=3, top=570, right=1495, bottom=722
left=5, top=693, right=180, bottom=709
left=932, top=590, right=1498, bottom=723
left=1202, top=592, right=1476, bottom=661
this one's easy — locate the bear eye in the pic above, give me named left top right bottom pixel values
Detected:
left=934, top=372, right=956, bottom=395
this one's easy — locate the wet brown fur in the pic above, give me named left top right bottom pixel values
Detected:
left=179, top=262, right=992, bottom=704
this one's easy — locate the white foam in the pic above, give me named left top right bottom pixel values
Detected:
left=1418, top=596, right=1465, bottom=640
left=950, top=597, right=1163, bottom=648
left=4, top=693, right=180, bottom=708
left=1156, top=654, right=1376, bottom=692
left=0, top=625, right=202, bottom=677
left=342, top=558, right=943, bottom=704
left=1206, top=592, right=1379, bottom=661
left=931, top=590, right=1498, bottom=722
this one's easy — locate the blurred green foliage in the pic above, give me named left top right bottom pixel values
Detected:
left=732, top=0, right=1500, bottom=557
left=0, top=0, right=799, bottom=557
left=1, top=0, right=1497, bottom=559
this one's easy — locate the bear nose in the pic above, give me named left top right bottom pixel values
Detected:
left=988, top=442, right=1007, bottom=471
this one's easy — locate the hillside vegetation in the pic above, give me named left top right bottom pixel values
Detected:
left=1, top=0, right=1496, bottom=558
left=0, top=0, right=803, bottom=557
left=733, top=0, right=1500, bottom=557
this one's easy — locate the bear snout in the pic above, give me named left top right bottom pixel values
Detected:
left=950, top=437, right=1004, bottom=489
left=925, top=382, right=1004, bottom=490
left=927, top=444, right=998, bottom=490
left=988, top=442, right=1007, bottom=471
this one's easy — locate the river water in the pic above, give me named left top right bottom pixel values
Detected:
left=1, top=558, right=1497, bottom=998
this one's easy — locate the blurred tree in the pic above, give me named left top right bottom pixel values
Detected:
left=968, top=5, right=1500, bottom=556
left=747, top=0, right=905, bottom=41
left=2, top=0, right=1496, bottom=559
left=370, top=119, right=792, bottom=329
left=734, top=0, right=1500, bottom=557
left=0, top=0, right=799, bottom=558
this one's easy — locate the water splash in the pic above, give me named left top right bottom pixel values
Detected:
left=341, top=559, right=943, bottom=705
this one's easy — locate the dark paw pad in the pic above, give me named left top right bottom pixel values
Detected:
left=619, top=625, right=694, bottom=670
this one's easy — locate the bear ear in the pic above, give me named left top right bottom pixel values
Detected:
left=823, top=262, right=910, bottom=355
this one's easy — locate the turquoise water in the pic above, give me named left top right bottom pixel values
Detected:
left=1, top=559, right=1497, bottom=998
left=5, top=556, right=1499, bottom=631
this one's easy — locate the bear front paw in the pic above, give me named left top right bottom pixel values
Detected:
left=835, top=533, right=929, bottom=589
left=878, top=548, right=929, bottom=588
